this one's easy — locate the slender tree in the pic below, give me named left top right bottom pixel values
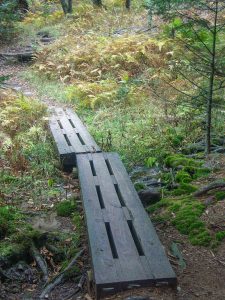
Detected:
left=60, top=0, right=72, bottom=14
left=148, top=0, right=225, bottom=153
left=125, top=0, right=131, bottom=10
left=92, top=0, right=103, bottom=7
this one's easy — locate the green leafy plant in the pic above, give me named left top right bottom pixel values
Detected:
left=215, top=191, right=225, bottom=201
left=56, top=200, right=76, bottom=217
left=0, top=0, right=20, bottom=39
left=146, top=157, right=157, bottom=168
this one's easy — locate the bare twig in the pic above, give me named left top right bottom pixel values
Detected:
left=39, top=248, right=84, bottom=299
left=193, top=181, right=225, bottom=197
left=30, top=244, right=48, bottom=283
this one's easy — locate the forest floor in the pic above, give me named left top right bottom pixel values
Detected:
left=0, top=8, right=225, bottom=299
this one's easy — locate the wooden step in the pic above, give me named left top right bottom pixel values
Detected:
left=77, top=152, right=177, bottom=299
left=49, top=108, right=101, bottom=170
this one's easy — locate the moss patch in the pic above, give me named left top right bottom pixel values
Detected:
left=147, top=196, right=213, bottom=246
left=165, top=154, right=202, bottom=168
left=56, top=200, right=76, bottom=217
left=0, top=206, right=25, bottom=239
left=0, top=205, right=44, bottom=265
left=171, top=183, right=198, bottom=196
left=215, top=191, right=225, bottom=201
left=215, top=231, right=225, bottom=242
left=134, top=182, right=146, bottom=192
left=175, top=170, right=192, bottom=184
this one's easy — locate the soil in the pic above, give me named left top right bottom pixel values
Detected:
left=1, top=43, right=225, bottom=300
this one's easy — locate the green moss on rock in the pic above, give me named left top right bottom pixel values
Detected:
left=172, top=183, right=198, bottom=196
left=165, top=154, right=202, bottom=168
left=0, top=241, right=28, bottom=265
left=0, top=206, right=24, bottom=239
left=175, top=170, right=192, bottom=183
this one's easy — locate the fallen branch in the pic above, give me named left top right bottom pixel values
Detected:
left=64, top=287, right=80, bottom=300
left=30, top=244, right=48, bottom=283
left=193, top=181, right=225, bottom=197
left=217, top=260, right=225, bottom=267
left=39, top=248, right=84, bottom=299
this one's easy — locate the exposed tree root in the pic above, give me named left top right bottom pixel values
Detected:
left=30, top=244, right=48, bottom=283
left=193, top=181, right=225, bottom=197
left=39, top=248, right=84, bottom=299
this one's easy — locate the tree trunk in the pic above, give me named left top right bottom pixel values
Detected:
left=17, top=0, right=29, bottom=13
left=60, top=0, right=68, bottom=14
left=92, top=0, right=102, bottom=7
left=60, top=0, right=72, bottom=14
left=68, top=0, right=73, bottom=13
left=125, top=0, right=131, bottom=10
left=206, top=1, right=218, bottom=154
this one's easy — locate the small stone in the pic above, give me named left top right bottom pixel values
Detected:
left=177, top=286, right=182, bottom=292
left=17, top=263, right=24, bottom=271
left=138, top=189, right=161, bottom=207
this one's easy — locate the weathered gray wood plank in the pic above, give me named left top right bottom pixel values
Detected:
left=66, top=108, right=101, bottom=153
left=49, top=117, right=75, bottom=169
left=49, top=108, right=101, bottom=169
left=77, top=152, right=176, bottom=299
left=106, top=152, right=176, bottom=283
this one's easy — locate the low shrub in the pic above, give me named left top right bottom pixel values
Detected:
left=56, top=200, right=76, bottom=217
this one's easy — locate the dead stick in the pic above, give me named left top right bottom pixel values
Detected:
left=30, top=244, right=48, bottom=283
left=193, top=181, right=225, bottom=197
left=39, top=248, right=84, bottom=299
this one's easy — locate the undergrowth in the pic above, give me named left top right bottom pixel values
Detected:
left=0, top=90, right=60, bottom=206
left=0, top=89, right=84, bottom=270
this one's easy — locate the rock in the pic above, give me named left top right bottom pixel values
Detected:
left=37, top=31, right=50, bottom=38
left=40, top=37, right=54, bottom=44
left=145, top=178, right=161, bottom=188
left=138, top=189, right=161, bottom=207
left=177, top=286, right=182, bottom=292
left=124, top=296, right=150, bottom=300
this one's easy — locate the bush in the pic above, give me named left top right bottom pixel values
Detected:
left=215, top=191, right=225, bottom=201
left=215, top=231, right=225, bottom=242
left=0, top=0, right=20, bottom=40
left=56, top=200, right=76, bottom=217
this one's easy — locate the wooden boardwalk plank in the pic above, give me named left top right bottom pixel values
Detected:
left=65, top=108, right=100, bottom=152
left=106, top=153, right=176, bottom=283
left=77, top=152, right=177, bottom=299
left=92, top=154, right=151, bottom=282
left=49, top=117, right=76, bottom=168
left=77, top=154, right=123, bottom=293
left=49, top=108, right=101, bottom=169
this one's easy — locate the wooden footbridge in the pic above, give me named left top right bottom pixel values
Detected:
left=49, top=108, right=177, bottom=299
